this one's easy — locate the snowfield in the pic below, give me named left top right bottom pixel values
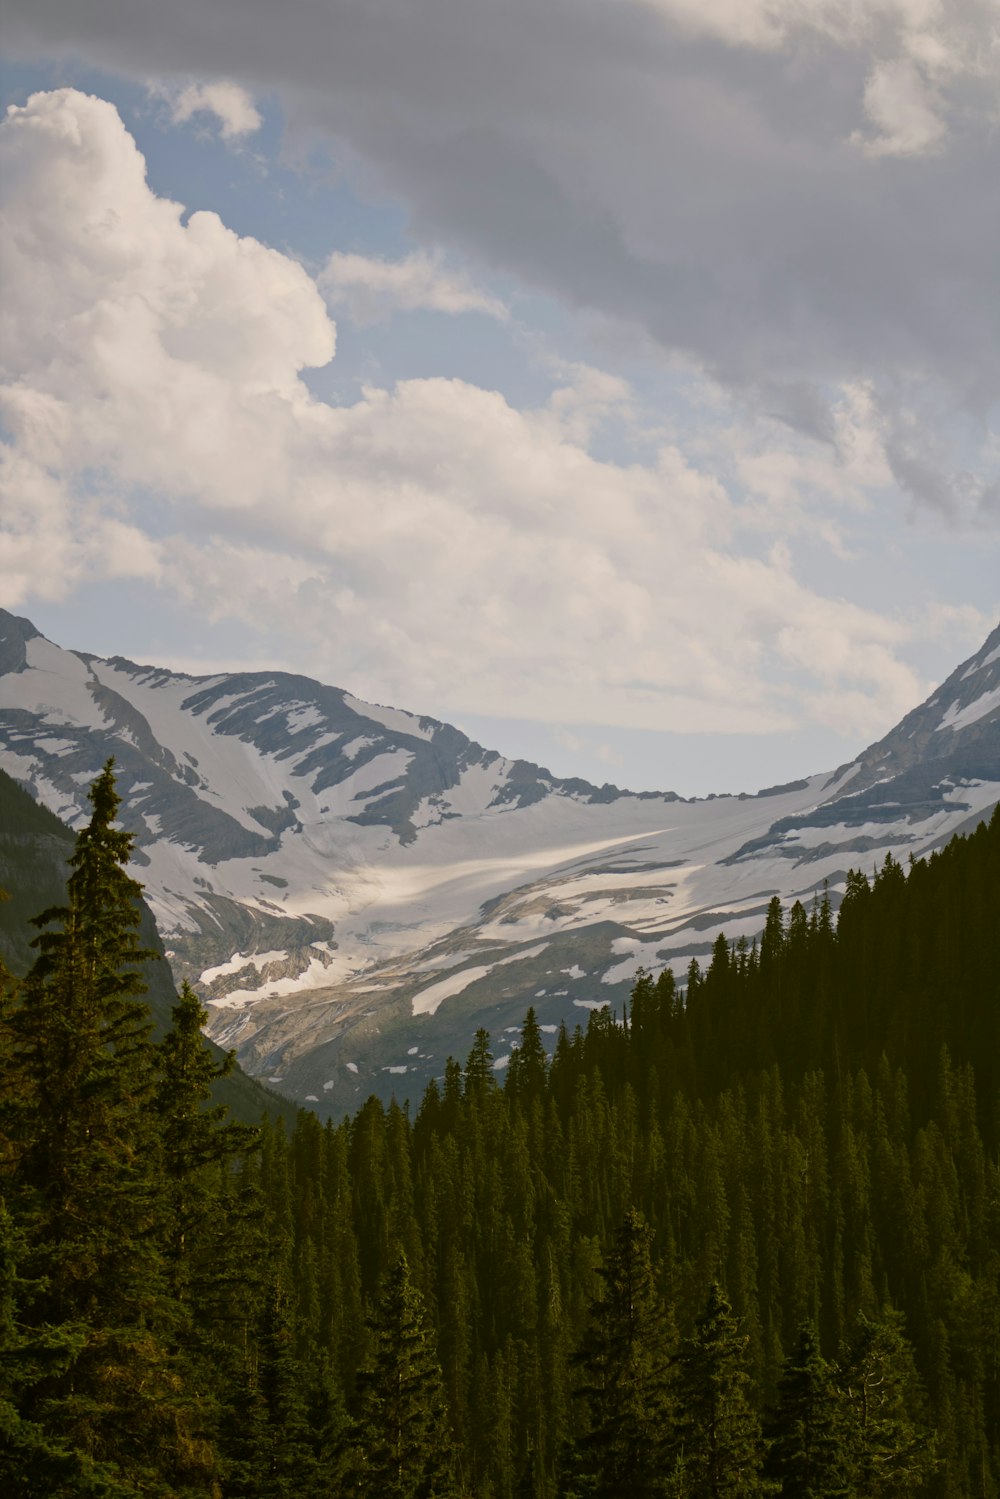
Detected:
left=2, top=607, right=998, bottom=1110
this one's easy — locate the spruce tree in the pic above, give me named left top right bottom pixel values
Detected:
left=1, top=761, right=215, bottom=1494
left=155, top=980, right=258, bottom=1302
left=0, top=1197, right=117, bottom=1498
left=221, top=1281, right=317, bottom=1499
left=506, top=1007, right=548, bottom=1103
left=670, top=1283, right=771, bottom=1498
left=7, top=760, right=161, bottom=1325
left=764, top=1324, right=852, bottom=1497
left=346, top=1253, right=459, bottom=1497
left=837, top=1311, right=939, bottom=1497
left=566, top=1208, right=674, bottom=1498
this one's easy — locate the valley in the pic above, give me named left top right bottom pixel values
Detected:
left=2, top=606, right=998, bottom=1112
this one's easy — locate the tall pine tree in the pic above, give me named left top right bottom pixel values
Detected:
left=566, top=1208, right=674, bottom=1498
left=1, top=761, right=215, bottom=1495
left=346, top=1253, right=460, bottom=1498
left=670, top=1283, right=771, bottom=1499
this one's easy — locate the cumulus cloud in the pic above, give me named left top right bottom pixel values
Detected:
left=320, top=250, right=507, bottom=324
left=4, top=0, right=996, bottom=525
left=0, top=88, right=946, bottom=740
left=166, top=80, right=262, bottom=139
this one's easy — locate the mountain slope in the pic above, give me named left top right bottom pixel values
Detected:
left=0, top=763, right=297, bottom=1127
left=1, top=608, right=997, bottom=1112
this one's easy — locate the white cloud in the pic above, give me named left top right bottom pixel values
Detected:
left=167, top=80, right=262, bottom=140
left=4, top=0, right=999, bottom=467
left=854, top=58, right=946, bottom=156
left=320, top=250, right=507, bottom=324
left=0, top=89, right=934, bottom=742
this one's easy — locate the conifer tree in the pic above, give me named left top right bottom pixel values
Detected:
left=156, top=980, right=258, bottom=1301
left=8, top=760, right=161, bottom=1326
left=465, top=1028, right=496, bottom=1100
left=346, top=1253, right=459, bottom=1497
left=1, top=762, right=216, bottom=1494
left=221, top=1281, right=317, bottom=1499
left=506, top=1007, right=548, bottom=1102
left=837, top=1311, right=938, bottom=1497
left=764, top=1324, right=852, bottom=1497
left=0, top=1197, right=112, bottom=1498
left=566, top=1208, right=674, bottom=1498
left=670, top=1283, right=771, bottom=1498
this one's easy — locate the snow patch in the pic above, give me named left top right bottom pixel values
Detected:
left=285, top=704, right=324, bottom=734
left=201, top=948, right=289, bottom=983
left=339, top=735, right=377, bottom=761
left=410, top=943, right=551, bottom=1017
left=939, top=685, right=1000, bottom=733
left=412, top=964, right=492, bottom=1017
left=342, top=694, right=435, bottom=742
left=499, top=943, right=549, bottom=966
left=963, top=642, right=1000, bottom=677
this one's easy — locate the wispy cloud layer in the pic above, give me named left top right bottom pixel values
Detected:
left=320, top=250, right=507, bottom=324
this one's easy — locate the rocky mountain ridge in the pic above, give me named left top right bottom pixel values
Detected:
left=1, top=607, right=997, bottom=1112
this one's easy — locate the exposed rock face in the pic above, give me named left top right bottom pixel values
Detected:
left=726, top=622, right=1000, bottom=864
left=2, top=607, right=998, bottom=1114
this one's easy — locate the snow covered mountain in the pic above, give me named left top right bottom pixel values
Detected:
left=1, top=607, right=998, bottom=1113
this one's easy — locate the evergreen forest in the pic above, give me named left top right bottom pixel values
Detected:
left=1, top=763, right=998, bottom=1497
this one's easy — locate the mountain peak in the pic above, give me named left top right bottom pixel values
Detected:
left=2, top=611, right=998, bottom=1112
left=0, top=608, right=44, bottom=675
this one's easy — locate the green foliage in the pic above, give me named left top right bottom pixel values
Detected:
left=670, top=1283, right=772, bottom=1498
left=837, top=1310, right=939, bottom=1497
left=346, top=1254, right=459, bottom=1498
left=765, top=1324, right=853, bottom=1497
left=1, top=769, right=998, bottom=1497
left=0, top=764, right=254, bottom=1495
left=566, top=1209, right=674, bottom=1497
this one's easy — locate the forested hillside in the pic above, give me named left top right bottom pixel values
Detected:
left=0, top=766, right=296, bottom=1131
left=1, top=768, right=998, bottom=1496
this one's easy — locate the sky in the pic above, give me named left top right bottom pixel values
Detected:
left=1, top=1, right=998, bottom=798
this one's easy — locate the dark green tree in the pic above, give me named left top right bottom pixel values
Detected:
left=0, top=1196, right=121, bottom=1498
left=465, top=1028, right=496, bottom=1101
left=837, top=1311, right=938, bottom=1498
left=221, top=1282, right=317, bottom=1499
left=346, top=1253, right=459, bottom=1497
left=506, top=1007, right=548, bottom=1103
left=566, top=1208, right=674, bottom=1498
left=8, top=761, right=161, bottom=1321
left=1, top=762, right=215, bottom=1494
left=671, top=1283, right=771, bottom=1498
left=764, top=1324, right=852, bottom=1497
left=155, top=980, right=258, bottom=1301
